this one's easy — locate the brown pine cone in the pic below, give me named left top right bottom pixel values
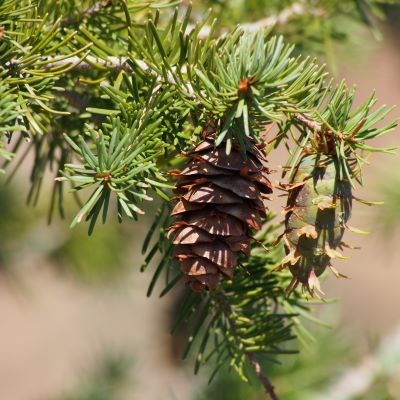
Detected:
left=168, top=134, right=272, bottom=292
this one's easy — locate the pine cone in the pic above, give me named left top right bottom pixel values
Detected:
left=281, top=156, right=352, bottom=295
left=168, top=135, right=272, bottom=292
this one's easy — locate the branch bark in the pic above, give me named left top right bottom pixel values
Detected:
left=43, top=55, right=192, bottom=93
left=213, top=292, right=279, bottom=400
left=43, top=55, right=137, bottom=72
left=247, top=353, right=279, bottom=400
left=293, top=113, right=324, bottom=132
left=294, top=113, right=357, bottom=142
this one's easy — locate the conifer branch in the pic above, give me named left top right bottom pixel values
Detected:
left=293, top=112, right=346, bottom=139
left=247, top=353, right=278, bottom=400
left=41, top=56, right=191, bottom=93
left=2, top=1, right=398, bottom=394
left=293, top=113, right=324, bottom=132
left=19, top=2, right=327, bottom=75
left=42, top=55, right=135, bottom=72
left=292, top=113, right=346, bottom=142
left=213, top=291, right=279, bottom=400
left=42, top=56, right=182, bottom=87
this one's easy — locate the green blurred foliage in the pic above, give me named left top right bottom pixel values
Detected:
left=194, top=317, right=400, bottom=399
left=50, top=326, right=400, bottom=400
left=55, top=354, right=132, bottom=400
left=377, top=170, right=400, bottom=234
left=353, top=377, right=395, bottom=400
left=0, top=182, right=43, bottom=269
left=197, top=328, right=353, bottom=400
left=49, top=224, right=129, bottom=283
left=0, top=186, right=32, bottom=237
left=198, top=371, right=264, bottom=400
left=191, top=0, right=399, bottom=56
left=0, top=178, right=150, bottom=283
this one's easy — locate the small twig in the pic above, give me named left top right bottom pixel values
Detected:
left=42, top=55, right=193, bottom=94
left=294, top=113, right=350, bottom=142
left=213, top=292, right=279, bottom=400
left=247, top=353, right=279, bottom=400
left=43, top=55, right=137, bottom=72
left=43, top=55, right=182, bottom=84
left=293, top=113, right=324, bottom=132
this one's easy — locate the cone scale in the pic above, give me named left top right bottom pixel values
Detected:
left=281, top=156, right=352, bottom=295
left=168, top=134, right=272, bottom=292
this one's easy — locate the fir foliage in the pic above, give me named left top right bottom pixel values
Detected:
left=1, top=0, right=399, bottom=397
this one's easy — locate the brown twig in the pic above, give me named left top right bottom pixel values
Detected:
left=293, top=113, right=341, bottom=154
left=293, top=113, right=324, bottom=132
left=294, top=113, right=355, bottom=142
left=247, top=353, right=279, bottom=400
left=213, top=292, right=279, bottom=400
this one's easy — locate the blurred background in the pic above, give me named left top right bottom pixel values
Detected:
left=2, top=3, right=400, bottom=400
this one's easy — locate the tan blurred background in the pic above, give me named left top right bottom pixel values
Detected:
left=1, top=18, right=400, bottom=400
